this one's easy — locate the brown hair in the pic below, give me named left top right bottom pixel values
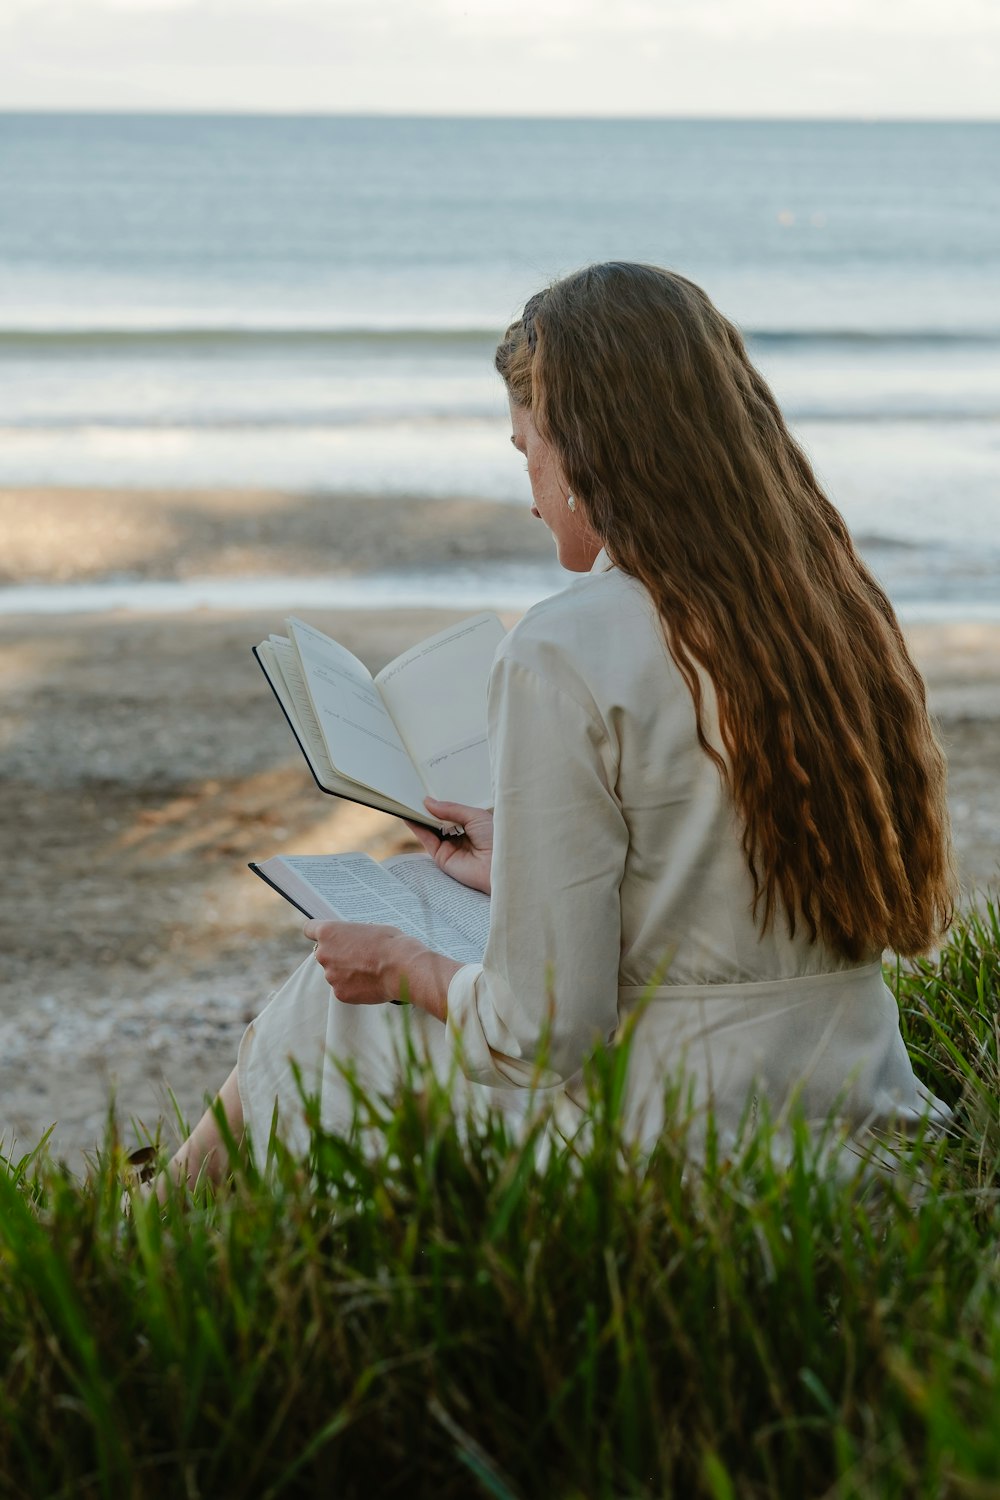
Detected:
left=496, top=263, right=954, bottom=960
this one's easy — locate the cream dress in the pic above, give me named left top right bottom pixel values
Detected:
left=238, top=552, right=944, bottom=1166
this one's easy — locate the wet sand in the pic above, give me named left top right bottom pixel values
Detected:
left=1, top=487, right=997, bottom=1165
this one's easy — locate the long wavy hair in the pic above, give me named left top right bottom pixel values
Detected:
left=496, top=262, right=955, bottom=960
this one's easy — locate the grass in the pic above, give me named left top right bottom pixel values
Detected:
left=0, top=898, right=998, bottom=1499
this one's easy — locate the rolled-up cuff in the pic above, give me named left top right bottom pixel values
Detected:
left=445, top=962, right=559, bottom=1089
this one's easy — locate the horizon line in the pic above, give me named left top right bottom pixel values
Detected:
left=1, top=107, right=998, bottom=125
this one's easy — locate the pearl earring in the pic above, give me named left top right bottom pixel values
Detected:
left=567, top=492, right=577, bottom=512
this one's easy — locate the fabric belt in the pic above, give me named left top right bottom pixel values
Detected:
left=617, top=960, right=884, bottom=1006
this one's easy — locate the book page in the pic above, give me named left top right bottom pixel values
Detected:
left=254, top=853, right=486, bottom=965
left=384, top=853, right=491, bottom=955
left=374, top=613, right=505, bottom=805
left=266, top=636, right=339, bottom=784
left=287, top=616, right=428, bottom=812
left=257, top=638, right=426, bottom=821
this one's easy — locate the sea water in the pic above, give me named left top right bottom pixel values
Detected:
left=0, top=114, right=997, bottom=618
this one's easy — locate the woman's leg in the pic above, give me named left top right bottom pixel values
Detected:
left=156, top=1063, right=244, bottom=1201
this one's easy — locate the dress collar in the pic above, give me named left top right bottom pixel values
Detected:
left=590, top=547, right=615, bottom=574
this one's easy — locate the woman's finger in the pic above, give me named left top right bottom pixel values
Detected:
left=404, top=820, right=443, bottom=855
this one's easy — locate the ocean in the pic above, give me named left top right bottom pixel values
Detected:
left=0, top=113, right=998, bottom=618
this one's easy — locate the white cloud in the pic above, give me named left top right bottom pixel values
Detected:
left=0, top=0, right=996, bottom=114
left=98, top=0, right=202, bottom=10
left=3, top=0, right=999, bottom=27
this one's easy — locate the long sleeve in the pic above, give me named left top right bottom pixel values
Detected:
left=445, top=650, right=628, bottom=1087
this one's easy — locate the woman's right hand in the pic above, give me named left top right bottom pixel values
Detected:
left=404, top=797, right=494, bottom=895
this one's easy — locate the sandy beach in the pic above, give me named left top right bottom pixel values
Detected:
left=2, top=486, right=997, bottom=1166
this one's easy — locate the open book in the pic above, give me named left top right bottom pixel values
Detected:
left=254, top=614, right=506, bottom=827
left=250, top=852, right=490, bottom=966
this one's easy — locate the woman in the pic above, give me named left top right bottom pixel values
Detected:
left=163, top=262, right=955, bottom=1191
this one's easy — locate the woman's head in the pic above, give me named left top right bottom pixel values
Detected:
left=496, top=262, right=954, bottom=959
left=497, top=262, right=816, bottom=553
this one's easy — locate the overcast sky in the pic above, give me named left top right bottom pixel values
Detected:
left=0, top=0, right=997, bottom=118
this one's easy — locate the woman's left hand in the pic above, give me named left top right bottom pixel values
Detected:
left=303, top=919, right=412, bottom=1005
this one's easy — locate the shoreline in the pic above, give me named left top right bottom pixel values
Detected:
left=2, top=485, right=999, bottom=623
left=1, top=485, right=997, bottom=1165
left=0, top=485, right=551, bottom=587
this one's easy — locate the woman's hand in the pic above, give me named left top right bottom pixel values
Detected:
left=404, top=797, right=494, bottom=895
left=303, top=919, right=408, bottom=1005
left=302, top=919, right=460, bottom=1022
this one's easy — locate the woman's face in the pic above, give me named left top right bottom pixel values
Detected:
left=509, top=400, right=602, bottom=573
